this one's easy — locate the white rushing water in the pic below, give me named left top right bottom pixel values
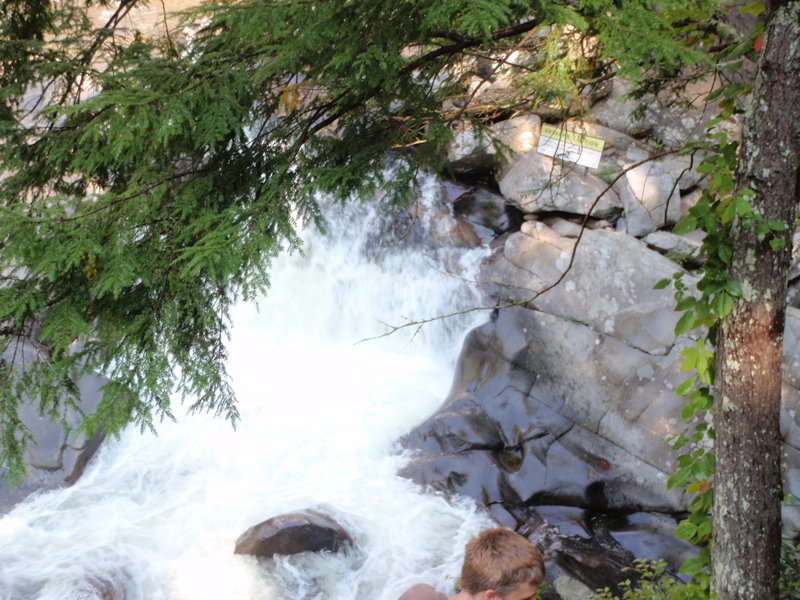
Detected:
left=0, top=178, right=496, bottom=600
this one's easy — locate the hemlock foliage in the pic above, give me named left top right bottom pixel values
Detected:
left=0, top=0, right=719, bottom=480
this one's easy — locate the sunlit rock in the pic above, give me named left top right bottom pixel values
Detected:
left=491, top=222, right=689, bottom=354
left=446, top=115, right=542, bottom=174
left=619, top=161, right=682, bottom=237
left=497, top=151, right=621, bottom=218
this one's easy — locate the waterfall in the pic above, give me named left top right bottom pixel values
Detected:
left=0, top=176, right=496, bottom=600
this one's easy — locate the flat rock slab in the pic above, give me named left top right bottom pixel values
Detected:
left=234, top=509, right=353, bottom=557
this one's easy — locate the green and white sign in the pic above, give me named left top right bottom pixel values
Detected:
left=537, top=123, right=605, bottom=169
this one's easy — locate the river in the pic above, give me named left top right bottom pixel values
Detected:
left=0, top=177, right=496, bottom=600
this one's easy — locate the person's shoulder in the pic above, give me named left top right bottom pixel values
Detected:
left=397, top=583, right=449, bottom=600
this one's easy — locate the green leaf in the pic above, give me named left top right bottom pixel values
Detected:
left=675, top=521, right=698, bottom=540
left=735, top=194, right=752, bottom=217
left=713, top=292, right=734, bottom=318
left=725, top=279, right=743, bottom=297
left=768, top=219, right=788, bottom=231
left=720, top=198, right=736, bottom=225
left=739, top=1, right=765, bottom=16
left=770, top=237, right=786, bottom=251
left=697, top=519, right=712, bottom=538
left=668, top=469, right=691, bottom=489
left=672, top=216, right=698, bottom=235
left=694, top=452, right=715, bottom=480
left=653, top=278, right=671, bottom=290
left=674, top=310, right=696, bottom=336
left=717, top=243, right=733, bottom=264
left=675, top=377, right=696, bottom=396
left=723, top=82, right=751, bottom=99
left=679, top=558, right=708, bottom=577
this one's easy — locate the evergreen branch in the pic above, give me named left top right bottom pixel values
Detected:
left=19, top=167, right=210, bottom=224
left=307, top=18, right=543, bottom=138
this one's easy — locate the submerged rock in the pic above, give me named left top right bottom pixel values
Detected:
left=234, top=509, right=353, bottom=558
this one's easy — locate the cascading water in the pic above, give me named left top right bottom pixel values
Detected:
left=0, top=176, right=497, bottom=600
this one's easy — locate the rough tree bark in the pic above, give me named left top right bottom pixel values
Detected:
left=711, top=2, right=800, bottom=598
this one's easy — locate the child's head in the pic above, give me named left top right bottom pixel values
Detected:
left=459, top=528, right=544, bottom=599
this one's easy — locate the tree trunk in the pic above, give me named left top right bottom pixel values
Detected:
left=711, top=2, right=800, bottom=598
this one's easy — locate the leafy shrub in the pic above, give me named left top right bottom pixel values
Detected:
left=591, top=559, right=705, bottom=600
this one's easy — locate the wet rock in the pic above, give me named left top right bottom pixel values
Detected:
left=0, top=338, right=107, bottom=513
left=79, top=576, right=121, bottom=600
left=410, top=201, right=483, bottom=249
left=441, top=180, right=523, bottom=242
left=400, top=310, right=686, bottom=513
left=36, top=573, right=129, bottom=600
left=234, top=509, right=353, bottom=557
left=510, top=506, right=691, bottom=598
left=606, top=512, right=695, bottom=569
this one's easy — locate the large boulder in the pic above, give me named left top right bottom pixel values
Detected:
left=0, top=339, right=107, bottom=513
left=398, top=308, right=696, bottom=595
left=497, top=151, right=621, bottom=219
left=398, top=214, right=800, bottom=592
left=489, top=222, right=691, bottom=354
left=234, top=509, right=353, bottom=558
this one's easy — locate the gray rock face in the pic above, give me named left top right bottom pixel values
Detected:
left=0, top=339, right=107, bottom=513
left=588, top=78, right=652, bottom=139
left=643, top=231, right=703, bottom=266
left=233, top=509, right=353, bottom=557
left=400, top=309, right=685, bottom=514
left=398, top=306, right=696, bottom=595
left=658, top=153, right=706, bottom=192
left=497, top=151, right=621, bottom=218
left=644, top=76, right=728, bottom=149
left=490, top=222, right=692, bottom=354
